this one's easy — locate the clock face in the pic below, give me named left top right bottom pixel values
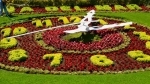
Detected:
left=0, top=16, right=150, bottom=74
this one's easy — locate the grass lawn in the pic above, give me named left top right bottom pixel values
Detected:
left=1, top=69, right=150, bottom=84
left=0, top=11, right=150, bottom=84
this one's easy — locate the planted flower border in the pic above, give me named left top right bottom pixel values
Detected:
left=0, top=15, right=150, bottom=75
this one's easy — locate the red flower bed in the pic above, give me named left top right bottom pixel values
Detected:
left=43, top=27, right=123, bottom=51
left=0, top=17, right=150, bottom=74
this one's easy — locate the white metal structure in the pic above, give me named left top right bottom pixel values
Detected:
left=64, top=10, right=132, bottom=33
left=7, top=10, right=132, bottom=38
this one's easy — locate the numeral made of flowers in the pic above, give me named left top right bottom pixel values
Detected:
left=0, top=38, right=17, bottom=49
left=42, top=19, right=53, bottom=27
left=99, top=19, right=108, bottom=25
left=8, top=49, right=28, bottom=62
left=146, top=41, right=150, bottom=49
left=58, top=17, right=70, bottom=24
left=70, top=16, right=81, bottom=23
left=128, top=50, right=150, bottom=62
left=32, top=19, right=43, bottom=28
left=90, top=55, right=114, bottom=67
left=43, top=53, right=63, bottom=67
left=13, top=27, right=28, bottom=35
left=1, top=28, right=12, bottom=37
left=1, top=27, right=28, bottom=37
left=133, top=31, right=150, bottom=40
left=123, top=25, right=135, bottom=30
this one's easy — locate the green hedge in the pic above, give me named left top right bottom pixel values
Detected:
left=12, top=0, right=150, bottom=6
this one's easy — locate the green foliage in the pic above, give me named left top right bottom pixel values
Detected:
left=11, top=0, right=150, bottom=6
left=0, top=38, right=17, bottom=49
left=147, top=5, right=150, bottom=8
left=1, top=28, right=12, bottom=37
left=13, top=27, right=28, bottom=35
left=1, top=9, right=150, bottom=84
left=62, top=32, right=82, bottom=41
left=8, top=49, right=28, bottom=62
left=90, top=55, right=114, bottom=66
left=43, top=53, right=63, bottom=67
left=62, top=32, right=101, bottom=43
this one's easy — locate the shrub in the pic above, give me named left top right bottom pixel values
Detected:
left=95, top=5, right=112, bottom=11
left=1, top=28, right=12, bottom=37
left=45, top=6, right=58, bottom=12
left=95, top=5, right=104, bottom=11
left=60, top=6, right=72, bottom=12
left=8, top=49, right=28, bottom=62
left=43, top=53, right=63, bottom=67
left=103, top=5, right=112, bottom=11
left=13, top=27, right=28, bottom=35
left=114, top=5, right=127, bottom=11
left=20, top=7, right=34, bottom=13
left=126, top=4, right=142, bottom=10
left=0, top=38, right=17, bottom=49
left=74, top=6, right=86, bottom=11
left=90, top=55, right=114, bottom=66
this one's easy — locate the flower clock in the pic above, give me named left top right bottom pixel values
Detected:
left=0, top=16, right=150, bottom=75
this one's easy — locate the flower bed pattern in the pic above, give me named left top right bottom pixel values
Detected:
left=0, top=16, right=150, bottom=74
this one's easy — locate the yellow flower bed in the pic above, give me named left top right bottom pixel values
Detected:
left=90, top=55, right=113, bottom=66
left=146, top=41, right=150, bottom=49
left=13, top=27, right=28, bottom=35
left=8, top=49, right=28, bottom=61
left=133, top=31, right=150, bottom=40
left=1, top=28, right=12, bottom=37
left=128, top=50, right=150, bottom=62
left=0, top=38, right=17, bottom=49
left=43, top=53, right=63, bottom=67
